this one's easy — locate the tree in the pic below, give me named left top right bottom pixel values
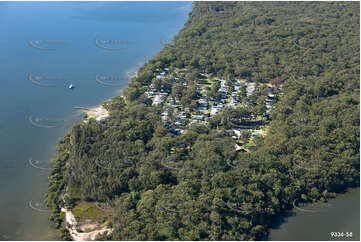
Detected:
left=270, top=77, right=283, bottom=88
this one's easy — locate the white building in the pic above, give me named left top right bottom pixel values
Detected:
left=191, top=115, right=205, bottom=121
left=247, top=82, right=256, bottom=96
left=152, top=94, right=167, bottom=106
left=233, top=129, right=242, bottom=138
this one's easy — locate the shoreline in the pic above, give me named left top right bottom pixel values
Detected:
left=267, top=187, right=360, bottom=240
left=84, top=104, right=110, bottom=122
left=45, top=2, right=359, bottom=241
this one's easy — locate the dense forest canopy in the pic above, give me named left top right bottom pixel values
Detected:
left=47, top=2, right=359, bottom=240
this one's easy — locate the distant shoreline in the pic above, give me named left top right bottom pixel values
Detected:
left=267, top=187, right=360, bottom=241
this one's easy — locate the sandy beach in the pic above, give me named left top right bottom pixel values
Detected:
left=84, top=105, right=109, bottom=122
left=61, top=208, right=112, bottom=241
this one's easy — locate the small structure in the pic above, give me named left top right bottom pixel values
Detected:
left=153, top=94, right=167, bottom=106
left=246, top=82, right=256, bottom=96
left=251, top=129, right=263, bottom=137
left=156, top=75, right=165, bottom=79
left=233, top=129, right=242, bottom=137
left=234, top=143, right=247, bottom=152
left=198, top=99, right=209, bottom=110
left=161, top=112, right=168, bottom=122
left=191, top=115, right=205, bottom=121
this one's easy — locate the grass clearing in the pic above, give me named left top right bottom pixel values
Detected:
left=72, top=201, right=113, bottom=224
left=245, top=138, right=256, bottom=148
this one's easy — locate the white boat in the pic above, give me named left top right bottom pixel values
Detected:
left=68, top=84, right=74, bottom=89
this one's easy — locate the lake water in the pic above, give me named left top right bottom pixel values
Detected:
left=268, top=188, right=360, bottom=241
left=0, top=2, right=191, bottom=240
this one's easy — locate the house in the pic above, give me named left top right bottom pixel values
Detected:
left=220, top=92, right=228, bottom=99
left=156, top=75, right=165, bottom=79
left=266, top=102, right=271, bottom=110
left=233, top=129, right=242, bottom=137
left=265, top=102, right=272, bottom=114
left=161, top=111, right=168, bottom=122
left=198, top=99, right=209, bottom=110
left=175, top=128, right=184, bottom=134
left=268, top=93, right=276, bottom=98
left=220, top=79, right=227, bottom=87
left=210, top=105, right=222, bottom=116
left=251, top=129, right=263, bottom=137
left=168, top=104, right=179, bottom=109
left=228, top=98, right=237, bottom=108
left=175, top=115, right=187, bottom=122
left=152, top=93, right=167, bottom=106
left=247, top=82, right=256, bottom=96
left=215, top=99, right=225, bottom=104
left=161, top=115, right=168, bottom=122
left=191, top=115, right=205, bottom=121
left=210, top=108, right=218, bottom=116
left=219, top=86, right=228, bottom=93
left=174, top=121, right=182, bottom=126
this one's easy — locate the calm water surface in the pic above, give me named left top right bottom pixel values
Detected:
left=0, top=2, right=191, bottom=240
left=269, top=188, right=360, bottom=241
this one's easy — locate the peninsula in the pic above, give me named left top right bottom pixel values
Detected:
left=46, top=2, right=360, bottom=240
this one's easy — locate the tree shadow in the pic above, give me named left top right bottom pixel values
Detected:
left=263, top=210, right=296, bottom=240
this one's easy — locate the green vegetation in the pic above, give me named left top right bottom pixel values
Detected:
left=47, top=2, right=359, bottom=240
left=72, top=202, right=100, bottom=221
